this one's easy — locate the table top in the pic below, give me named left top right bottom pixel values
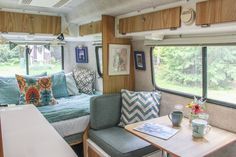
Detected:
left=0, top=105, right=77, bottom=157
left=125, top=116, right=236, bottom=157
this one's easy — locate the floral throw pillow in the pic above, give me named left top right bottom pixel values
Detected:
left=15, top=75, right=56, bottom=106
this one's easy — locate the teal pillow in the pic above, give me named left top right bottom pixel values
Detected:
left=0, top=72, right=47, bottom=105
left=52, top=71, right=69, bottom=98
left=65, top=72, right=79, bottom=96
left=0, top=77, right=20, bottom=105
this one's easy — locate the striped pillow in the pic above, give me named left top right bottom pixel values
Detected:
left=119, top=89, right=161, bottom=127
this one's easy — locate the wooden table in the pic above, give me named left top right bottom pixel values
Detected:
left=125, top=116, right=236, bottom=157
left=0, top=105, right=78, bottom=157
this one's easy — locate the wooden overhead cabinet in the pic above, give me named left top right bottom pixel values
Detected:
left=79, top=21, right=102, bottom=36
left=119, top=7, right=181, bottom=34
left=196, top=0, right=236, bottom=25
left=0, top=11, right=61, bottom=35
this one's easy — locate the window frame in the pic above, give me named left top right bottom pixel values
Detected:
left=95, top=46, right=103, bottom=78
left=150, top=46, right=236, bottom=109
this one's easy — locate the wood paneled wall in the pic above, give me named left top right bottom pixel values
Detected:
left=79, top=21, right=102, bottom=36
left=196, top=0, right=236, bottom=25
left=102, top=15, right=135, bottom=94
left=0, top=11, right=61, bottom=35
left=119, top=7, right=181, bottom=34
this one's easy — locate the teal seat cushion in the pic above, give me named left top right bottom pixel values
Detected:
left=89, top=127, right=158, bottom=157
left=90, top=94, right=122, bottom=130
left=52, top=71, right=69, bottom=98
left=0, top=72, right=47, bottom=105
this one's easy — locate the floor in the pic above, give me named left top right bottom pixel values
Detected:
left=72, top=143, right=84, bottom=157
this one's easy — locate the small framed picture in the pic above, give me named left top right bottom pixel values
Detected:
left=134, top=51, right=146, bottom=70
left=75, top=47, right=88, bottom=63
left=109, top=44, right=131, bottom=76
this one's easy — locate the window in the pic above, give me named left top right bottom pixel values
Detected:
left=0, top=44, right=26, bottom=76
left=95, top=46, right=103, bottom=77
left=151, top=45, right=236, bottom=107
left=0, top=44, right=63, bottom=76
left=152, top=46, right=202, bottom=96
left=207, top=46, right=236, bottom=104
left=28, top=45, right=63, bottom=75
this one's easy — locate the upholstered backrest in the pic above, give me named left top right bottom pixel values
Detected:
left=90, top=94, right=121, bottom=130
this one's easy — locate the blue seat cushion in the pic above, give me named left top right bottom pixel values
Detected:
left=89, top=127, right=158, bottom=157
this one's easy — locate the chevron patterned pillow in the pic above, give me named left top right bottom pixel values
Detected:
left=119, top=89, right=161, bottom=127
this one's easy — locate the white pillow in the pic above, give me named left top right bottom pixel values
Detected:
left=65, top=72, right=79, bottom=96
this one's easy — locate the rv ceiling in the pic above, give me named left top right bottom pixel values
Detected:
left=0, top=0, right=182, bottom=24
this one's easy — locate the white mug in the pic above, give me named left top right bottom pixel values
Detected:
left=192, top=119, right=211, bottom=138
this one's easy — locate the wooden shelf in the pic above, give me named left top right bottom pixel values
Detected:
left=0, top=11, right=61, bottom=35
left=196, top=0, right=236, bottom=25
left=119, top=7, right=181, bottom=34
left=79, top=21, right=102, bottom=36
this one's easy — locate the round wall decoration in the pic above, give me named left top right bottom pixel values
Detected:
left=181, top=8, right=195, bottom=25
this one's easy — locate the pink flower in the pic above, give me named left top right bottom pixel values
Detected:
left=192, top=104, right=203, bottom=114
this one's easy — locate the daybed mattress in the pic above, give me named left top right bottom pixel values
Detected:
left=52, top=115, right=90, bottom=137
left=37, top=93, right=99, bottom=123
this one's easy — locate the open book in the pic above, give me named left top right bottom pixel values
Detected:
left=134, top=123, right=179, bottom=140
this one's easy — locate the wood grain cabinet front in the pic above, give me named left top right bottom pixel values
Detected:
left=0, top=11, right=61, bottom=35
left=196, top=0, right=236, bottom=25
left=79, top=21, right=102, bottom=36
left=119, top=7, right=181, bottom=34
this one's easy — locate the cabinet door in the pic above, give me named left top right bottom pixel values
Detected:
left=79, top=21, right=101, bottom=36
left=32, top=15, right=61, bottom=35
left=0, top=11, right=61, bottom=35
left=119, top=7, right=181, bottom=34
left=0, top=12, right=31, bottom=33
left=196, top=0, right=236, bottom=25
left=119, top=15, right=146, bottom=34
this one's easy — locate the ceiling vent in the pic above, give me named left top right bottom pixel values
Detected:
left=53, top=0, right=70, bottom=8
left=20, top=0, right=32, bottom=5
left=19, top=0, right=71, bottom=8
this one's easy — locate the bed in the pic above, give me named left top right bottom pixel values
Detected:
left=37, top=93, right=101, bottom=145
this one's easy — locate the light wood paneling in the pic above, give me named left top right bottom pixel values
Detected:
left=119, top=7, right=181, bottom=34
left=102, top=15, right=135, bottom=94
left=0, top=11, right=61, bottom=35
left=88, top=146, right=100, bottom=157
left=79, top=21, right=102, bottom=36
left=196, top=0, right=236, bottom=25
left=0, top=119, right=3, bottom=157
left=125, top=116, right=236, bottom=157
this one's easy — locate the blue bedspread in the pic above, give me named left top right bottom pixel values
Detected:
left=38, top=93, right=100, bottom=123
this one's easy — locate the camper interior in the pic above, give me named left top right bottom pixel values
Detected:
left=0, top=0, right=236, bottom=157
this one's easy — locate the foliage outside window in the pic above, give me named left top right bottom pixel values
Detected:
left=0, top=44, right=63, bottom=76
left=0, top=44, right=26, bottom=76
left=152, top=46, right=236, bottom=106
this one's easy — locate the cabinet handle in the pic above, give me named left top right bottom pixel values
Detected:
left=142, top=16, right=146, bottom=22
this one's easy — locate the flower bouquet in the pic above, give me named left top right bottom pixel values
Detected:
left=186, top=97, right=207, bottom=123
